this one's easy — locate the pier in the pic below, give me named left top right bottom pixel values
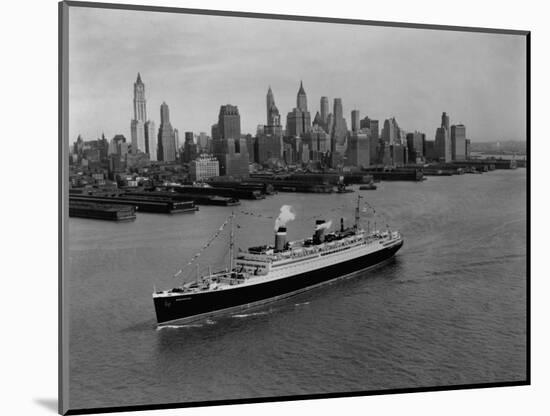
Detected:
left=126, top=190, right=240, bottom=206
left=245, top=176, right=334, bottom=193
left=451, top=159, right=517, bottom=170
left=250, top=172, right=374, bottom=185
left=361, top=167, right=424, bottom=181
left=69, top=193, right=198, bottom=214
left=168, top=184, right=265, bottom=200
left=205, top=180, right=276, bottom=196
left=69, top=201, right=137, bottom=221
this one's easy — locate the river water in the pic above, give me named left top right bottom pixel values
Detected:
left=67, top=169, right=527, bottom=410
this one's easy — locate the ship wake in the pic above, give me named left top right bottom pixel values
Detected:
left=156, top=323, right=204, bottom=330
left=232, top=311, right=270, bottom=318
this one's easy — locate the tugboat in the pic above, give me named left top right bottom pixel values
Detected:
left=153, top=196, right=403, bottom=324
left=359, top=183, right=377, bottom=190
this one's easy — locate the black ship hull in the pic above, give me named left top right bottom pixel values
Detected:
left=154, top=240, right=403, bottom=324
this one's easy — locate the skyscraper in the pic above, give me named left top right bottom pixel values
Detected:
left=451, top=124, right=466, bottom=161
left=297, top=81, right=308, bottom=112
left=183, top=131, right=198, bottom=163
left=369, top=119, right=379, bottom=141
left=130, top=73, right=146, bottom=154
left=304, top=124, right=330, bottom=155
left=441, top=112, right=450, bottom=132
left=312, top=111, right=323, bottom=127
left=130, top=122, right=145, bottom=155
left=435, top=127, right=451, bottom=162
left=265, top=87, right=282, bottom=136
left=257, top=87, right=283, bottom=164
left=381, top=117, right=400, bottom=144
left=255, top=134, right=282, bottom=164
left=320, top=96, right=329, bottom=124
left=218, top=104, right=241, bottom=140
left=157, top=102, right=176, bottom=162
left=133, top=73, right=146, bottom=120
left=286, top=82, right=311, bottom=137
left=212, top=105, right=249, bottom=177
left=406, top=131, right=426, bottom=163
left=266, top=86, right=275, bottom=125
left=331, top=98, right=348, bottom=152
left=326, top=112, right=334, bottom=131
left=174, top=129, right=180, bottom=150
left=130, top=73, right=156, bottom=157
left=435, top=112, right=452, bottom=162
left=351, top=110, right=360, bottom=133
left=211, top=124, right=220, bottom=141
left=197, top=132, right=210, bottom=152
left=144, top=120, right=156, bottom=161
left=347, top=130, right=370, bottom=168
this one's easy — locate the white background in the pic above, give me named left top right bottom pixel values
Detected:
left=1, top=0, right=546, bottom=415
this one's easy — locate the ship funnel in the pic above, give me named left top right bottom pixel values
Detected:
left=314, top=220, right=326, bottom=244
left=340, top=217, right=344, bottom=232
left=275, top=227, right=287, bottom=252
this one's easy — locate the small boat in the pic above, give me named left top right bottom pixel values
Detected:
left=359, top=184, right=377, bottom=190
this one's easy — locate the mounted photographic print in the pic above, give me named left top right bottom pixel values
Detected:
left=59, top=1, right=530, bottom=414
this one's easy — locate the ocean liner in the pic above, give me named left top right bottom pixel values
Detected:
left=153, top=197, right=403, bottom=324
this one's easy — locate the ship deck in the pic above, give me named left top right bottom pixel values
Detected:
left=154, top=230, right=402, bottom=298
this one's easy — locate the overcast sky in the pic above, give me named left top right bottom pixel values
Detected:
left=68, top=6, right=527, bottom=143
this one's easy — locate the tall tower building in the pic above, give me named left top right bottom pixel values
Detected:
left=130, top=122, right=145, bottom=154
left=331, top=98, right=348, bottom=150
left=406, top=131, right=426, bottom=163
left=133, top=73, right=147, bottom=121
left=266, top=86, right=275, bottom=125
left=130, top=73, right=156, bottom=157
left=174, top=128, right=180, bottom=150
left=320, top=96, right=329, bottom=124
left=265, top=87, right=281, bottom=130
left=435, top=127, right=450, bottom=162
left=382, top=117, right=400, bottom=144
left=286, top=82, right=311, bottom=137
left=451, top=124, right=466, bottom=161
left=326, top=113, right=334, bottom=136
left=297, top=81, right=308, bottom=112
left=351, top=110, right=360, bottom=133
left=144, top=120, right=156, bottom=161
left=130, top=73, right=146, bottom=154
left=183, top=131, right=198, bottom=163
left=312, top=111, right=323, bottom=127
left=212, top=104, right=249, bottom=177
left=347, top=130, right=370, bottom=169
left=441, top=112, right=450, bottom=131
left=435, top=112, right=452, bottom=162
left=259, top=87, right=283, bottom=164
left=157, top=102, right=176, bottom=162
left=218, top=104, right=241, bottom=140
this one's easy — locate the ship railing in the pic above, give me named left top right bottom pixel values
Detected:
left=239, top=252, right=274, bottom=262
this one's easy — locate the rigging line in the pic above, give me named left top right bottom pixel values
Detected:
left=361, top=200, right=392, bottom=229
left=172, top=213, right=233, bottom=279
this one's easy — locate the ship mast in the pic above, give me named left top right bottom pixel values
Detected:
left=229, top=211, right=235, bottom=273
left=354, top=195, right=362, bottom=231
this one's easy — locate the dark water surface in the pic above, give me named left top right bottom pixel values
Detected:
left=67, top=169, right=527, bottom=409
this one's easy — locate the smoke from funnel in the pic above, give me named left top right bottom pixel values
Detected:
left=315, top=220, right=332, bottom=231
left=274, top=205, right=296, bottom=231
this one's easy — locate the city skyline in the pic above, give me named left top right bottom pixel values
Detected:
left=68, top=8, right=526, bottom=143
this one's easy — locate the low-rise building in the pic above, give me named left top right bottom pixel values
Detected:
left=189, top=154, right=220, bottom=181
